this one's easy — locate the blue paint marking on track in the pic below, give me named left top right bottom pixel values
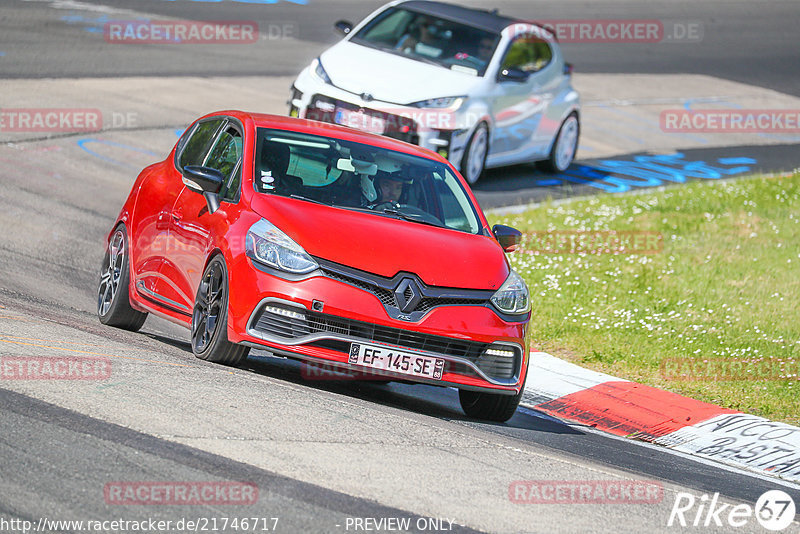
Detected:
left=717, top=157, right=757, bottom=165
left=548, top=152, right=757, bottom=194
left=77, top=138, right=159, bottom=169
left=79, top=131, right=180, bottom=169
left=682, top=98, right=737, bottom=112
left=62, top=13, right=115, bottom=35
left=535, top=179, right=562, bottom=187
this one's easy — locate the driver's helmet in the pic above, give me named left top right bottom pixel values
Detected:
left=374, top=155, right=412, bottom=182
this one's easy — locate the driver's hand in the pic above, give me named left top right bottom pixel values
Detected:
left=370, top=200, right=400, bottom=210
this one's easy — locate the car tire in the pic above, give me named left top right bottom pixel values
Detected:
left=458, top=386, right=524, bottom=422
left=97, top=225, right=148, bottom=331
left=461, top=122, right=489, bottom=185
left=191, top=256, right=249, bottom=366
left=540, top=112, right=579, bottom=173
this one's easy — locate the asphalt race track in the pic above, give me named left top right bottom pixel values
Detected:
left=1, top=1, right=799, bottom=532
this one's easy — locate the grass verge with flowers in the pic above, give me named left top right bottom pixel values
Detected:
left=488, top=171, right=800, bottom=424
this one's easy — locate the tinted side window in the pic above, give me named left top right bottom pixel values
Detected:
left=501, top=35, right=553, bottom=73
left=178, top=119, right=224, bottom=169
left=205, top=128, right=242, bottom=179
left=219, top=165, right=242, bottom=202
left=206, top=127, right=244, bottom=201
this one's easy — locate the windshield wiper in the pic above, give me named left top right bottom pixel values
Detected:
left=381, top=208, right=443, bottom=228
left=342, top=205, right=377, bottom=214
left=343, top=205, right=443, bottom=228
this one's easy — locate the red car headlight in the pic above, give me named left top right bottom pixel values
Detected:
left=245, top=219, right=319, bottom=274
left=490, top=270, right=530, bottom=316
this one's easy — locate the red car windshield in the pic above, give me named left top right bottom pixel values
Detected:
left=254, top=128, right=482, bottom=234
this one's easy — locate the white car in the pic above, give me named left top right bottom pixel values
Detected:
left=289, top=0, right=580, bottom=184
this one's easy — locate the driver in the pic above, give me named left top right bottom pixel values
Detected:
left=375, top=173, right=405, bottom=204
left=367, top=155, right=412, bottom=207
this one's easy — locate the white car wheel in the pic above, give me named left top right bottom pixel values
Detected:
left=461, top=123, right=489, bottom=185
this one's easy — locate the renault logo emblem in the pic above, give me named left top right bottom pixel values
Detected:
left=394, top=278, right=422, bottom=313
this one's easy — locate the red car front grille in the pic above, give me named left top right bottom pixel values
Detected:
left=318, top=260, right=491, bottom=316
left=250, top=303, right=518, bottom=381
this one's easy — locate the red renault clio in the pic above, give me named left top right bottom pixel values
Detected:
left=98, top=111, right=531, bottom=421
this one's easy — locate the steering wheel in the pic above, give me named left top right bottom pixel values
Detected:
left=371, top=201, right=401, bottom=211
left=372, top=203, right=444, bottom=226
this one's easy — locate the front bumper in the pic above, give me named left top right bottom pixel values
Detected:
left=289, top=74, right=471, bottom=171
left=227, top=255, right=530, bottom=394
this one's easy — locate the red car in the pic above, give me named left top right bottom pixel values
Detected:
left=97, top=111, right=531, bottom=421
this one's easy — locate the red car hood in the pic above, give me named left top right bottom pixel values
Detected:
left=250, top=195, right=509, bottom=290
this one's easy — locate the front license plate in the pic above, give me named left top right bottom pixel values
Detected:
left=334, top=108, right=385, bottom=134
left=348, top=343, right=444, bottom=380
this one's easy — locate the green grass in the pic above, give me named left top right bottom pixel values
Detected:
left=488, top=171, right=800, bottom=425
